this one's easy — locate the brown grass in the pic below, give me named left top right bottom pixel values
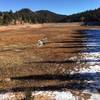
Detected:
left=0, top=23, right=99, bottom=91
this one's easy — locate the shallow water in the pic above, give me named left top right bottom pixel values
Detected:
left=81, top=30, right=100, bottom=53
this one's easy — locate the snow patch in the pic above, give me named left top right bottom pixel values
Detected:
left=32, top=91, right=76, bottom=100
left=54, top=91, right=75, bottom=100
left=79, top=65, right=100, bottom=73
left=89, top=94, right=100, bottom=100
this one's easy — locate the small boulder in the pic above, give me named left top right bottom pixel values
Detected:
left=36, top=37, right=48, bottom=47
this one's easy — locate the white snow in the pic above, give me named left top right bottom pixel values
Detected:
left=80, top=52, right=100, bottom=60
left=89, top=94, right=100, bottom=100
left=32, top=91, right=76, bottom=100
left=82, top=90, right=100, bottom=100
left=78, top=65, right=100, bottom=73
left=54, top=91, right=75, bottom=100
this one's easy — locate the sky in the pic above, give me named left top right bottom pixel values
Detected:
left=0, top=0, right=100, bottom=15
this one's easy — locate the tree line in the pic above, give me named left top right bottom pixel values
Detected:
left=68, top=8, right=100, bottom=22
left=0, top=9, right=66, bottom=25
left=0, top=8, right=100, bottom=25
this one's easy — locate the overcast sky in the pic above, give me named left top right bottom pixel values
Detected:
left=0, top=0, right=100, bottom=15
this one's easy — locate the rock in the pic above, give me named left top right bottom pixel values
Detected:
left=4, top=78, right=11, bottom=82
left=37, top=40, right=44, bottom=47
left=36, top=37, right=48, bottom=47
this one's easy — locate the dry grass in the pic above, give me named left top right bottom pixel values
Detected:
left=0, top=23, right=99, bottom=91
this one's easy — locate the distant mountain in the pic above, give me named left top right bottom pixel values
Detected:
left=35, top=10, right=57, bottom=14
left=17, top=8, right=34, bottom=14
left=15, top=8, right=37, bottom=23
left=16, top=9, right=66, bottom=23
left=35, top=10, right=66, bottom=23
left=0, top=8, right=100, bottom=25
left=66, top=8, right=100, bottom=22
left=14, top=9, right=66, bottom=24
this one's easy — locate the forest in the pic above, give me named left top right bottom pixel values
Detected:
left=0, top=8, right=100, bottom=25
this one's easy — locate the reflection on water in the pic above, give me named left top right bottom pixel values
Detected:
left=74, top=30, right=100, bottom=91
left=73, top=29, right=100, bottom=68
left=80, top=30, right=100, bottom=60
left=81, top=30, right=100, bottom=53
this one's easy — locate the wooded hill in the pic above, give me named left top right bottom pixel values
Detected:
left=0, top=9, right=66, bottom=25
left=0, top=8, right=100, bottom=25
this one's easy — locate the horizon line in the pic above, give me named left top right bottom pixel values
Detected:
left=0, top=7, right=99, bottom=16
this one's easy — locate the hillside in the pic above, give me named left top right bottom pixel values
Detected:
left=0, top=8, right=66, bottom=25
left=67, top=8, right=100, bottom=22
left=0, top=8, right=100, bottom=25
left=35, top=10, right=66, bottom=23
